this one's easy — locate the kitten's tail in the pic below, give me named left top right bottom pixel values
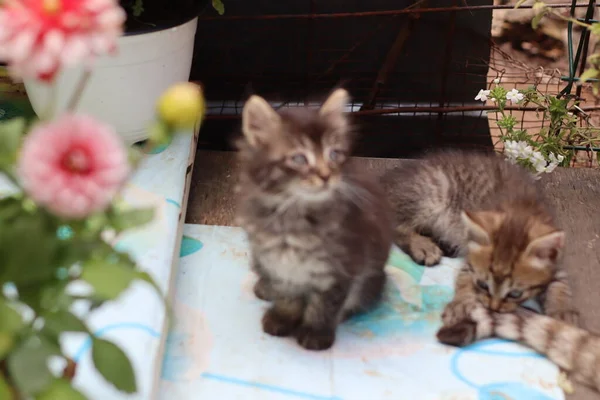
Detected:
left=437, top=306, right=600, bottom=392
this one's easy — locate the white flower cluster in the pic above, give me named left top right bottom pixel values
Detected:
left=475, top=87, right=524, bottom=104
left=503, top=140, right=564, bottom=176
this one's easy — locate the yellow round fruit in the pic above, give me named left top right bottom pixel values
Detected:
left=157, top=82, right=205, bottom=129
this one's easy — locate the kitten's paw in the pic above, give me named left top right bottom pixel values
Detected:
left=407, top=236, right=443, bottom=267
left=548, top=308, right=581, bottom=327
left=254, top=278, right=275, bottom=301
left=262, top=308, right=299, bottom=337
left=296, top=326, right=336, bottom=351
left=441, top=300, right=476, bottom=326
left=436, top=319, right=477, bottom=347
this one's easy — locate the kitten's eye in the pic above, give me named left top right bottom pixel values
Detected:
left=476, top=280, right=489, bottom=292
left=289, top=153, right=308, bottom=166
left=507, top=289, right=523, bottom=299
left=328, top=149, right=345, bottom=163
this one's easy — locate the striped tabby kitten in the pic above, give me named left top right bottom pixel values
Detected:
left=437, top=305, right=600, bottom=393
left=235, top=89, right=393, bottom=351
left=382, top=150, right=578, bottom=323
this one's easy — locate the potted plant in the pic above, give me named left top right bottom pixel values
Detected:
left=0, top=0, right=205, bottom=398
left=21, top=0, right=221, bottom=144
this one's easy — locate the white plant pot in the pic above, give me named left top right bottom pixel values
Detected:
left=23, top=17, right=198, bottom=144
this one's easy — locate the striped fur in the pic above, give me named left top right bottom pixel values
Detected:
left=437, top=306, right=600, bottom=393
left=382, top=150, right=578, bottom=323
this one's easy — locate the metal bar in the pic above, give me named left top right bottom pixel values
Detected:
left=563, top=145, right=600, bottom=151
left=575, top=0, right=596, bottom=98
left=560, top=76, right=600, bottom=82
left=305, top=0, right=317, bottom=105
left=204, top=104, right=600, bottom=119
left=435, top=0, right=458, bottom=139
left=559, top=0, right=582, bottom=97
left=360, top=9, right=419, bottom=110
left=352, top=105, right=600, bottom=115
left=197, top=3, right=599, bottom=21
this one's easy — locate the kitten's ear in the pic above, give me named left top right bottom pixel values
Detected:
left=242, top=95, right=281, bottom=147
left=461, top=210, right=503, bottom=249
left=524, top=230, right=565, bottom=267
left=319, top=88, right=349, bottom=131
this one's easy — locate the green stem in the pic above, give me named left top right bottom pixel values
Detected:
left=41, top=82, right=58, bottom=121
left=552, top=11, right=593, bottom=29
left=66, top=69, right=92, bottom=112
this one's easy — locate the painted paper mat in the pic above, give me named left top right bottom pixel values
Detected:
left=159, top=224, right=565, bottom=400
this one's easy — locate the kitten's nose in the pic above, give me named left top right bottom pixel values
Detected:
left=316, top=166, right=331, bottom=182
left=489, top=298, right=502, bottom=311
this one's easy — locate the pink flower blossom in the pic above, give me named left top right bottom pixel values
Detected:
left=0, top=0, right=126, bottom=81
left=18, top=114, right=130, bottom=219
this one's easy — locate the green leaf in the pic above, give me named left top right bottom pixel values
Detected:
left=108, top=207, right=155, bottom=233
left=0, top=117, right=25, bottom=165
left=579, top=68, right=599, bottom=83
left=212, top=0, right=225, bottom=15
left=514, top=0, right=528, bottom=8
left=0, top=213, right=58, bottom=285
left=590, top=22, right=600, bottom=37
left=0, top=375, right=12, bottom=400
left=0, top=196, right=23, bottom=221
left=548, top=97, right=568, bottom=114
left=43, top=311, right=88, bottom=338
left=8, top=336, right=59, bottom=395
left=39, top=282, right=73, bottom=310
left=532, top=13, right=545, bottom=29
left=0, top=299, right=24, bottom=334
left=497, top=115, right=518, bottom=130
left=92, top=338, right=137, bottom=394
left=131, top=0, right=144, bottom=17
left=531, top=2, right=548, bottom=30
left=35, top=378, right=86, bottom=400
left=0, top=332, right=15, bottom=360
left=81, top=260, right=137, bottom=300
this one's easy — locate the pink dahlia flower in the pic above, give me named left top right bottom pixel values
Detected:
left=18, top=114, right=130, bottom=219
left=0, top=0, right=126, bottom=81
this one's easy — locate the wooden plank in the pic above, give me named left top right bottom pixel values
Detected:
left=186, top=149, right=600, bottom=400
left=151, top=124, right=200, bottom=399
left=539, top=169, right=600, bottom=400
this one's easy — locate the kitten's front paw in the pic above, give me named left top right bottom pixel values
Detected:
left=441, top=299, right=476, bottom=326
left=296, top=326, right=336, bottom=351
left=548, top=308, right=581, bottom=327
left=262, top=308, right=300, bottom=337
left=407, top=236, right=443, bottom=267
left=437, top=319, right=477, bottom=347
left=254, top=278, right=275, bottom=301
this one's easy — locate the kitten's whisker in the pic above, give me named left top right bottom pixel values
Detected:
left=338, top=180, right=375, bottom=209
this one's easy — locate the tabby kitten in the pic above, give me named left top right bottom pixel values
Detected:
left=235, top=89, right=393, bottom=351
left=437, top=305, right=600, bottom=394
left=382, top=150, right=577, bottom=323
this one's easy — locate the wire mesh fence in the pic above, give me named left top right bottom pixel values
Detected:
left=192, top=0, right=600, bottom=160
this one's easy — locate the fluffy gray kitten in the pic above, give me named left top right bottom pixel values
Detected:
left=235, top=89, right=393, bottom=351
